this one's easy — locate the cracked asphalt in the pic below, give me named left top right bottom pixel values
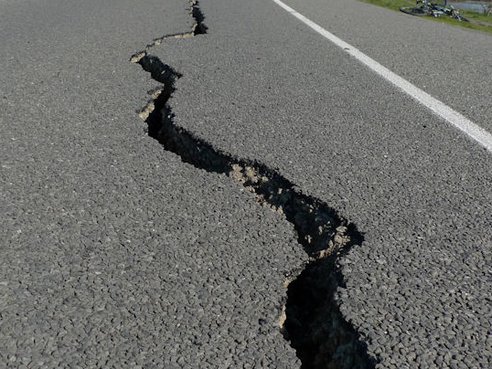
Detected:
left=1, top=0, right=304, bottom=367
left=154, top=0, right=492, bottom=367
left=1, top=0, right=491, bottom=368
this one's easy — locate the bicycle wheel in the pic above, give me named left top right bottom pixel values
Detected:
left=400, top=6, right=429, bottom=16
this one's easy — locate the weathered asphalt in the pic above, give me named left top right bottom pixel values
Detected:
left=1, top=0, right=491, bottom=368
left=154, top=0, right=492, bottom=367
left=0, top=0, right=304, bottom=367
left=282, top=0, right=492, bottom=132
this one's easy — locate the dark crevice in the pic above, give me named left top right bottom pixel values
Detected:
left=138, top=55, right=183, bottom=84
left=190, top=0, right=208, bottom=35
left=284, top=242, right=376, bottom=369
left=131, top=2, right=377, bottom=368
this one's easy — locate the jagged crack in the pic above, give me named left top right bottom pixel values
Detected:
left=131, top=2, right=376, bottom=368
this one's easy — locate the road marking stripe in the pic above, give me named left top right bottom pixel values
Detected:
left=271, top=0, right=492, bottom=153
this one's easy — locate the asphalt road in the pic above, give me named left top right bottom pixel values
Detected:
left=1, top=0, right=491, bottom=368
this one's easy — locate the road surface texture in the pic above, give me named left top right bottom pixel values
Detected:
left=1, top=0, right=491, bottom=369
left=0, top=0, right=304, bottom=367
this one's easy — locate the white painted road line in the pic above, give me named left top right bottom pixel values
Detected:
left=272, top=0, right=492, bottom=153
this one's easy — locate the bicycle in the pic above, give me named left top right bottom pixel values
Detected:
left=400, top=0, right=469, bottom=22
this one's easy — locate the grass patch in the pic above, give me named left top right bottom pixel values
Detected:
left=362, top=0, right=492, bottom=34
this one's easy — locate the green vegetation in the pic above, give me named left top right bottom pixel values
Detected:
left=362, top=0, right=492, bottom=34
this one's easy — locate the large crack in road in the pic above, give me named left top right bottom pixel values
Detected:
left=130, top=1, right=376, bottom=367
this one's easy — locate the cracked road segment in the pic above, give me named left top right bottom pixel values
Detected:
left=148, top=0, right=491, bottom=367
left=130, top=1, right=374, bottom=367
left=1, top=0, right=491, bottom=368
left=0, top=0, right=302, bottom=367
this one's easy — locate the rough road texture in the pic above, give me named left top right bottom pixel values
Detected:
left=130, top=3, right=376, bottom=367
left=0, top=0, right=305, bottom=367
left=151, top=0, right=492, bottom=368
left=1, top=0, right=491, bottom=368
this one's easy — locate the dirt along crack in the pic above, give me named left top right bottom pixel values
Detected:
left=130, top=1, right=376, bottom=367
